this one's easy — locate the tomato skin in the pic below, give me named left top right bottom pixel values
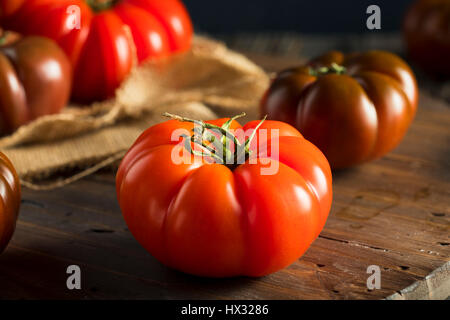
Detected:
left=0, top=0, right=25, bottom=19
left=0, top=152, right=21, bottom=254
left=72, top=11, right=134, bottom=102
left=0, top=34, right=72, bottom=134
left=126, top=0, right=193, bottom=52
left=261, top=50, right=418, bottom=169
left=404, top=0, right=450, bottom=77
left=113, top=3, right=170, bottom=62
left=116, top=118, right=332, bottom=277
left=0, top=0, right=193, bottom=103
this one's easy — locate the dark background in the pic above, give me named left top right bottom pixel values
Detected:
left=184, top=0, right=414, bottom=34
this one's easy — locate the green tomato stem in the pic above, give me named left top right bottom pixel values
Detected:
left=309, top=62, right=346, bottom=76
left=163, top=112, right=267, bottom=169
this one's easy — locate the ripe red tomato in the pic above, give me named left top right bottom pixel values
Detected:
left=116, top=114, right=332, bottom=277
left=261, top=50, right=418, bottom=169
left=0, top=0, right=193, bottom=103
left=0, top=152, right=21, bottom=254
left=404, top=0, right=450, bottom=77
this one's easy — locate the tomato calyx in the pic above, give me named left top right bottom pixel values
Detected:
left=163, top=112, right=268, bottom=170
left=86, top=0, right=118, bottom=12
left=309, top=62, right=346, bottom=77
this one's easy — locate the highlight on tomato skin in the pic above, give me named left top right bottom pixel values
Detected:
left=116, top=113, right=333, bottom=278
left=261, top=50, right=419, bottom=169
left=0, top=32, right=72, bottom=135
left=0, top=0, right=194, bottom=103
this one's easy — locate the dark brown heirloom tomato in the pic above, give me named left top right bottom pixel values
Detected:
left=0, top=152, right=20, bottom=254
left=261, top=50, right=418, bottom=169
left=0, top=31, right=71, bottom=134
left=404, top=0, right=450, bottom=77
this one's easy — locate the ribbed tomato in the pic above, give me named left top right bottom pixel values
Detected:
left=0, top=31, right=71, bottom=134
left=116, top=114, right=332, bottom=277
left=261, top=50, right=418, bottom=169
left=0, top=0, right=193, bottom=103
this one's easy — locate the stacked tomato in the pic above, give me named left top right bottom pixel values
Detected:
left=0, top=31, right=71, bottom=134
left=0, top=0, right=193, bottom=102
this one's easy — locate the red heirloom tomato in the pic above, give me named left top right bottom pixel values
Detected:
left=261, top=50, right=418, bottom=169
left=116, top=114, right=332, bottom=277
left=0, top=0, right=193, bottom=103
left=0, top=31, right=71, bottom=134
left=0, top=152, right=21, bottom=254
left=404, top=0, right=450, bottom=77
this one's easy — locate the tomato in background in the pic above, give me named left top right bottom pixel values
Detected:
left=0, top=0, right=193, bottom=103
left=116, top=115, right=332, bottom=277
left=0, top=31, right=72, bottom=134
left=404, top=0, right=450, bottom=77
left=261, top=50, right=418, bottom=169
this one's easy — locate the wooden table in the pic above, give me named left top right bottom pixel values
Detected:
left=0, top=35, right=449, bottom=300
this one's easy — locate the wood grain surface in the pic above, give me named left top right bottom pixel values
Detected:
left=0, top=34, right=449, bottom=300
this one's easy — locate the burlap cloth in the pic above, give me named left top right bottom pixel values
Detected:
left=0, top=36, right=270, bottom=189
